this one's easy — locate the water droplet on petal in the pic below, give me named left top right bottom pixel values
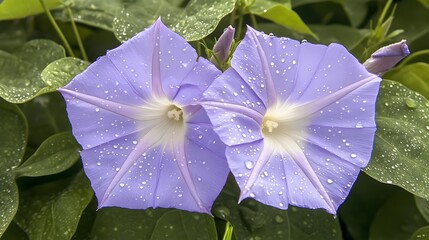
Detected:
left=245, top=161, right=254, bottom=169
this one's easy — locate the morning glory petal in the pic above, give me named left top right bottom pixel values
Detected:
left=60, top=19, right=229, bottom=214
left=202, top=27, right=381, bottom=214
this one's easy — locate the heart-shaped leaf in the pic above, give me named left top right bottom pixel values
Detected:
left=364, top=80, right=429, bottom=200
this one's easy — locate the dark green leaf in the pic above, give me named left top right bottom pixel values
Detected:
left=113, top=0, right=236, bottom=42
left=0, top=221, right=28, bottom=240
left=213, top=175, right=342, bottom=240
left=415, top=196, right=429, bottom=223
left=0, top=21, right=28, bottom=52
left=338, top=172, right=400, bottom=240
left=410, top=226, right=429, bottom=240
left=0, top=40, right=65, bottom=103
left=364, top=80, right=429, bottom=200
left=383, top=63, right=429, bottom=100
left=41, top=57, right=90, bottom=88
left=15, top=171, right=93, bottom=240
left=0, top=99, right=27, bottom=237
left=369, top=191, right=427, bottom=240
left=14, top=132, right=80, bottom=178
left=291, top=0, right=370, bottom=27
left=91, top=208, right=170, bottom=239
left=309, top=24, right=370, bottom=51
left=390, top=0, right=429, bottom=50
left=249, top=0, right=316, bottom=38
left=151, top=210, right=217, bottom=239
left=0, top=0, right=62, bottom=20
left=19, top=92, right=71, bottom=147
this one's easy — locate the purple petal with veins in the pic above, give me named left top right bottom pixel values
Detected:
left=202, top=26, right=381, bottom=214
left=58, top=19, right=229, bottom=214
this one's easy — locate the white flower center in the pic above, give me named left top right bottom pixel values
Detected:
left=136, top=97, right=187, bottom=148
left=261, top=101, right=308, bottom=153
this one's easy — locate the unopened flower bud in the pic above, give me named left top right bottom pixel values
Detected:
left=363, top=40, right=410, bottom=75
left=210, top=26, right=235, bottom=68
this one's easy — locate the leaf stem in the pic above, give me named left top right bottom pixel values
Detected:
left=39, top=0, right=74, bottom=57
left=236, top=10, right=244, bottom=39
left=66, top=5, right=88, bottom=61
left=222, top=221, right=234, bottom=240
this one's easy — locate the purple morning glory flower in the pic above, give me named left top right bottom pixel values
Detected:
left=202, top=27, right=382, bottom=214
left=364, top=40, right=410, bottom=75
left=58, top=19, right=230, bottom=214
left=210, top=25, right=235, bottom=68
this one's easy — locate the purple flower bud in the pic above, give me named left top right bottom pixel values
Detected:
left=210, top=26, right=235, bottom=68
left=363, top=40, right=410, bottom=74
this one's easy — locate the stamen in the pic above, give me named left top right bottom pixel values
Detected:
left=263, top=119, right=279, bottom=132
left=167, top=108, right=183, bottom=121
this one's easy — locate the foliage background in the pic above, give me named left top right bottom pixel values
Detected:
left=1, top=0, right=429, bottom=239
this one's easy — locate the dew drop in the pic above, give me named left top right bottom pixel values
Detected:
left=350, top=153, right=357, bottom=158
left=327, top=179, right=333, bottom=184
left=245, top=161, right=254, bottom=169
left=274, top=215, right=284, bottom=223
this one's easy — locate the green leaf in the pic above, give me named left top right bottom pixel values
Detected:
left=212, top=175, right=342, bottom=239
left=249, top=0, right=316, bottom=38
left=0, top=0, right=62, bottom=20
left=383, top=63, right=429, bottom=100
left=151, top=210, right=217, bottom=239
left=390, top=0, right=429, bottom=50
left=15, top=171, right=93, bottom=240
left=0, top=21, right=28, bottom=52
left=309, top=24, right=370, bottom=51
left=364, top=80, right=429, bottom=200
left=410, top=226, right=429, bottom=240
left=41, top=57, right=90, bottom=88
left=419, top=0, right=429, bottom=9
left=291, top=0, right=370, bottom=27
left=91, top=208, right=170, bottom=239
left=369, top=191, right=427, bottom=240
left=53, top=0, right=123, bottom=31
left=0, top=40, right=65, bottom=103
left=415, top=196, right=429, bottom=223
left=0, top=98, right=27, bottom=237
left=14, top=132, right=80, bottom=178
left=338, top=172, right=400, bottom=240
left=113, top=0, right=236, bottom=42
left=91, top=208, right=216, bottom=240
left=19, top=92, right=71, bottom=147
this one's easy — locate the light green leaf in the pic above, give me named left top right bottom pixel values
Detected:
left=0, top=40, right=65, bottom=103
left=369, top=192, right=427, bottom=240
left=410, top=226, right=429, bottom=240
left=113, top=0, right=236, bottom=42
left=15, top=171, right=93, bottom=240
left=250, top=0, right=316, bottom=38
left=151, top=210, right=217, bottom=239
left=0, top=0, right=62, bottom=20
left=415, top=196, right=429, bottom=223
left=53, top=0, right=123, bottom=31
left=213, top=175, right=342, bottom=239
left=14, top=132, right=80, bottom=178
left=419, top=0, right=429, bottom=9
left=41, top=57, right=90, bottom=88
left=91, top=208, right=170, bottom=239
left=0, top=99, right=27, bottom=237
left=364, top=80, right=429, bottom=200
left=383, top=63, right=429, bottom=100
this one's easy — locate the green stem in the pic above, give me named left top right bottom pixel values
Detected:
left=249, top=12, right=258, bottom=29
left=39, top=0, right=74, bottom=57
left=222, top=222, right=234, bottom=240
left=236, top=11, right=244, bottom=39
left=66, top=6, right=88, bottom=61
